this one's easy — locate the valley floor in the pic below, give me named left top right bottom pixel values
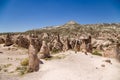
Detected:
left=0, top=45, right=120, bottom=80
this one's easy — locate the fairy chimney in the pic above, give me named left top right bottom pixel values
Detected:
left=74, top=40, right=81, bottom=53
left=80, top=39, right=88, bottom=55
left=5, top=34, right=13, bottom=46
left=0, top=37, right=5, bottom=44
left=27, top=38, right=40, bottom=72
left=16, top=35, right=30, bottom=49
left=114, top=43, right=120, bottom=61
left=52, top=34, right=63, bottom=51
left=39, top=41, right=51, bottom=59
left=63, top=37, right=72, bottom=51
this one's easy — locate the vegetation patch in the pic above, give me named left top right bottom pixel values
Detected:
left=0, top=64, right=12, bottom=69
left=51, top=48, right=60, bottom=54
left=16, top=66, right=27, bottom=75
left=92, top=50, right=102, bottom=56
left=20, top=58, right=29, bottom=66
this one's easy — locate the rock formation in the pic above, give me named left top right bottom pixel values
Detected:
left=52, top=34, right=63, bottom=52
left=4, top=34, right=13, bottom=46
left=74, top=40, right=81, bottom=53
left=15, top=35, right=30, bottom=49
left=39, top=41, right=51, bottom=59
left=63, top=37, right=72, bottom=51
left=27, top=38, right=40, bottom=72
left=0, top=37, right=5, bottom=44
left=114, top=43, right=120, bottom=61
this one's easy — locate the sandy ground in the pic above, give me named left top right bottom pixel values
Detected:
left=21, top=52, right=120, bottom=80
left=0, top=44, right=120, bottom=80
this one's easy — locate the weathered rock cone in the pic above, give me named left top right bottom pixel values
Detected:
left=27, top=38, right=40, bottom=72
left=80, top=39, right=87, bottom=54
left=63, top=37, right=72, bottom=51
left=114, top=43, right=120, bottom=62
left=16, top=35, right=30, bottom=49
left=74, top=40, right=81, bottom=53
left=39, top=41, right=51, bottom=59
left=52, top=34, right=63, bottom=52
left=0, top=37, right=5, bottom=44
left=4, top=34, right=13, bottom=46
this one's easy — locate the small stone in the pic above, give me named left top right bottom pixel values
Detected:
left=101, top=64, right=105, bottom=67
left=104, top=59, right=112, bottom=64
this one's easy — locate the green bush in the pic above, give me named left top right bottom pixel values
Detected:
left=20, top=58, right=29, bottom=66
left=92, top=50, right=102, bottom=56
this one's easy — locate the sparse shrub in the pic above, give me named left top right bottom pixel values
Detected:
left=92, top=50, right=102, bottom=56
left=16, top=66, right=27, bottom=75
left=53, top=56, right=65, bottom=59
left=6, top=64, right=12, bottom=67
left=44, top=57, right=52, bottom=60
left=20, top=58, right=29, bottom=66
left=52, top=48, right=60, bottom=54
left=2, top=64, right=12, bottom=68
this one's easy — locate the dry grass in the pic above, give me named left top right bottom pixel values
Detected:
left=16, top=66, right=27, bottom=75
left=92, top=50, right=102, bottom=56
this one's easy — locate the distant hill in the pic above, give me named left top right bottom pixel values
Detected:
left=0, top=21, right=120, bottom=36
left=25, top=21, right=120, bottom=36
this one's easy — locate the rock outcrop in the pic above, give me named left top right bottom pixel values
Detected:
left=15, top=35, right=30, bottom=49
left=0, top=37, right=5, bottom=44
left=4, top=34, right=13, bottom=46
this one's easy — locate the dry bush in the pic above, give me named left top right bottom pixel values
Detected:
left=92, top=50, right=102, bottom=56
left=20, top=58, right=29, bottom=66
